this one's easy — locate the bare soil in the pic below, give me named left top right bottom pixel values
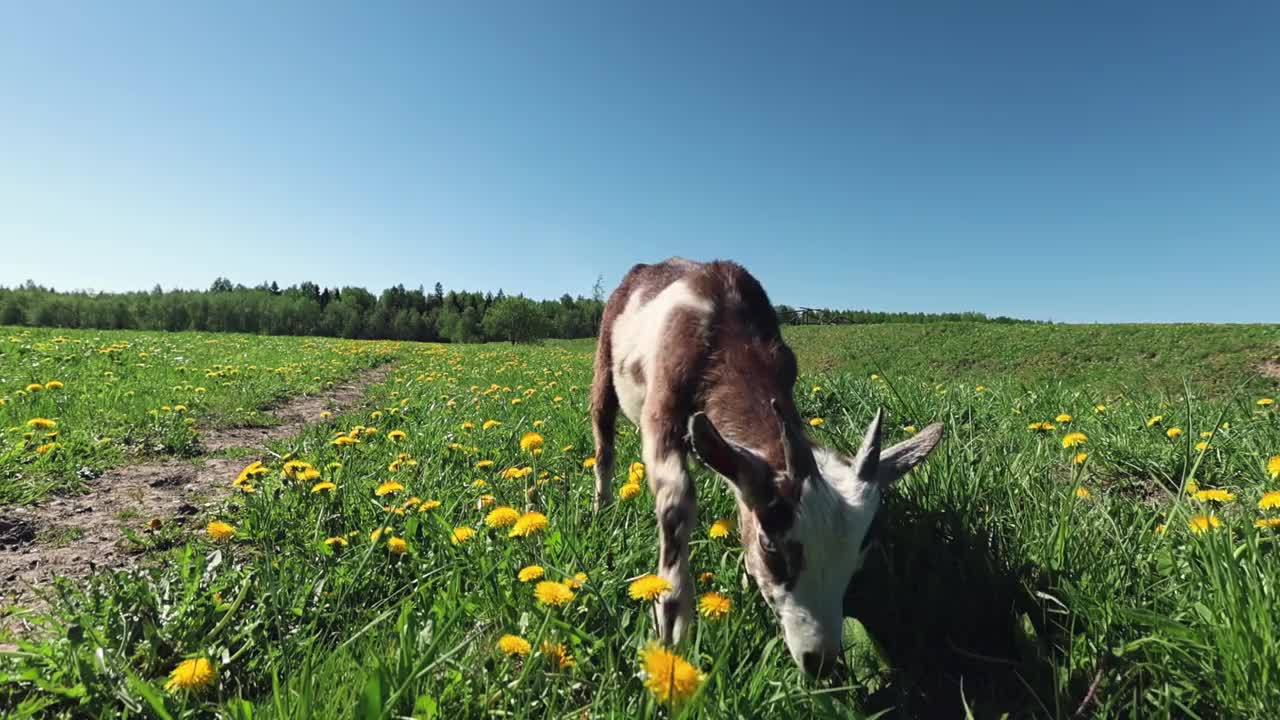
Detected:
left=1260, top=359, right=1280, bottom=381
left=0, top=363, right=393, bottom=629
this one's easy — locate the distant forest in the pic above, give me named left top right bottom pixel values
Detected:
left=0, top=278, right=1033, bottom=343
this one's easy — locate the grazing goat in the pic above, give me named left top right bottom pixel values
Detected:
left=590, top=258, right=943, bottom=677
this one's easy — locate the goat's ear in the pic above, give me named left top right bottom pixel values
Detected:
left=852, top=408, right=884, bottom=481
left=688, top=412, right=774, bottom=507
left=875, top=422, right=944, bottom=486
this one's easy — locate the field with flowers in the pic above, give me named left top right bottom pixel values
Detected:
left=0, top=327, right=396, bottom=505
left=3, top=323, right=1280, bottom=718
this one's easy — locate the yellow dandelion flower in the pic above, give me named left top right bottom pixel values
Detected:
left=1027, top=422, right=1055, bottom=432
left=904, top=425, right=918, bottom=434
left=1073, top=452, right=1089, bottom=464
left=1258, top=397, right=1275, bottom=407
left=520, top=432, right=544, bottom=452
left=461, top=421, right=475, bottom=430
left=708, top=518, right=735, bottom=539
left=1055, top=413, right=1073, bottom=423
left=1146, top=415, right=1163, bottom=427
left=375, top=480, right=404, bottom=497
left=387, top=537, right=408, bottom=554
left=628, top=574, right=673, bottom=601
left=509, top=511, right=549, bottom=537
left=26, top=418, right=57, bottom=430
left=1258, top=491, right=1280, bottom=510
left=1185, top=478, right=1199, bottom=494
left=35, top=442, right=58, bottom=455
left=1268, top=455, right=1280, bottom=480
left=532, top=419, right=545, bottom=427
left=486, top=506, right=521, bottom=528
left=323, top=536, right=348, bottom=547
left=1075, top=486, right=1091, bottom=499
left=518, top=565, right=545, bottom=582
left=1094, top=405, right=1106, bottom=412
left=698, top=592, right=732, bottom=619
left=534, top=580, right=575, bottom=607
left=1188, top=514, right=1222, bottom=534
left=497, top=634, right=532, bottom=657
left=698, top=571, right=715, bottom=585
left=206, top=521, right=235, bottom=542
left=319, top=411, right=332, bottom=419
left=45, top=380, right=64, bottom=390
left=1166, top=427, right=1183, bottom=439
left=582, top=457, right=596, bottom=469
left=311, top=481, right=337, bottom=493
left=540, top=640, right=576, bottom=669
left=1255, top=518, right=1280, bottom=530
left=619, top=482, right=642, bottom=501
left=809, top=417, right=825, bottom=427
left=419, top=499, right=441, bottom=512
left=1155, top=523, right=1167, bottom=534
left=1195, top=441, right=1209, bottom=452
left=563, top=572, right=588, bottom=589
left=639, top=643, right=704, bottom=706
left=164, top=657, right=216, bottom=692
left=388, top=429, right=407, bottom=442
left=451, top=527, right=476, bottom=545
left=475, top=460, right=495, bottom=469
left=25, top=383, right=43, bottom=393
left=1061, top=432, right=1088, bottom=448
left=482, top=420, right=502, bottom=430
left=332, top=435, right=359, bottom=446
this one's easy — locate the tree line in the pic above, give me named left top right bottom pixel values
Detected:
left=0, top=278, right=1033, bottom=343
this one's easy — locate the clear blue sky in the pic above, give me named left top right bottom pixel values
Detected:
left=1, top=1, right=1276, bottom=323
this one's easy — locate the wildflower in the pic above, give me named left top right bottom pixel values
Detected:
left=206, top=521, right=235, bottom=542
left=164, top=657, right=216, bottom=692
left=1255, top=518, right=1280, bottom=529
left=708, top=518, right=735, bottom=539
left=1200, top=431, right=1213, bottom=438
left=461, top=421, right=475, bottom=430
left=497, top=634, right=532, bottom=657
left=477, top=493, right=495, bottom=508
left=1166, top=427, right=1183, bottom=439
left=698, top=592, right=732, bottom=619
left=629, top=574, right=673, bottom=601
left=320, top=411, right=332, bottom=419
left=235, top=461, right=268, bottom=485
left=1195, top=441, right=1209, bottom=452
left=1094, top=405, right=1106, bottom=412
left=518, top=565, right=545, bottom=582
left=26, top=418, right=57, bottom=430
left=698, top=571, right=714, bottom=585
left=904, top=425, right=918, bottom=434
left=639, top=643, right=704, bottom=706
left=1061, top=432, right=1088, bottom=448
left=583, top=457, right=596, bottom=469
left=375, top=481, right=404, bottom=497
left=451, top=527, right=476, bottom=545
left=535, top=580, right=575, bottom=607
left=520, top=432, right=544, bottom=452
left=1258, top=491, right=1280, bottom=510
left=332, top=435, right=359, bottom=446
left=387, top=537, right=408, bottom=554
left=809, top=417, right=825, bottom=427
left=419, top=499, right=441, bottom=512
left=26, top=383, right=43, bottom=392
left=485, top=506, right=521, bottom=528
left=370, top=526, right=392, bottom=542
left=540, top=640, right=576, bottom=669
left=483, top=420, right=502, bottom=430
left=619, top=482, right=642, bottom=501
left=563, top=572, right=588, bottom=589
left=311, top=481, right=337, bottom=493
left=1027, top=422, right=1055, bottom=432
left=975, top=385, right=986, bottom=392
left=1155, top=523, right=1167, bottom=534
left=812, top=385, right=823, bottom=393
left=1074, top=452, right=1089, bottom=464
left=532, top=419, right=545, bottom=427
left=1075, top=486, right=1091, bottom=499
left=1269, top=455, right=1280, bottom=480
left=1055, top=413, right=1073, bottom=423
left=1259, top=398, right=1276, bottom=407
left=1146, top=415, right=1163, bottom=427
left=628, top=461, right=646, bottom=483
left=323, top=536, right=348, bottom=547
left=1185, top=478, right=1199, bottom=494
left=388, top=429, right=407, bottom=442
left=475, top=460, right=495, bottom=469
left=35, top=442, right=58, bottom=455
left=509, top=511, right=549, bottom=537
left=1188, top=514, right=1222, bottom=534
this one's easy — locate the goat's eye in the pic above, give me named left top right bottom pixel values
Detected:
left=759, top=534, right=779, bottom=555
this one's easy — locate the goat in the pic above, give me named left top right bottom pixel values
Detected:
left=590, top=257, right=944, bottom=677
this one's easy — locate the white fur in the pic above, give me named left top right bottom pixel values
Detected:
left=609, top=281, right=714, bottom=425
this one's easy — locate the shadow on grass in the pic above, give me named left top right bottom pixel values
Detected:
left=843, top=499, right=1076, bottom=719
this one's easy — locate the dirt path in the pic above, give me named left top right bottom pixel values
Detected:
left=0, top=363, right=393, bottom=622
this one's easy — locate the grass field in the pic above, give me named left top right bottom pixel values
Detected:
left=3, top=323, right=1280, bottom=718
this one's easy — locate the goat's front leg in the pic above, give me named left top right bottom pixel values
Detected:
left=644, top=418, right=696, bottom=645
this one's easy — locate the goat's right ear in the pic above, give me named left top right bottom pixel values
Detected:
left=688, top=412, right=774, bottom=507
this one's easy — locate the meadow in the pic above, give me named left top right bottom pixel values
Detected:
left=2, top=322, right=1279, bottom=719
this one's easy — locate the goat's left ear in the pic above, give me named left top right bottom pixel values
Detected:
left=853, top=409, right=944, bottom=486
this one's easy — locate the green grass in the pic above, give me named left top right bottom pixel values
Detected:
left=0, top=326, right=397, bottom=505
left=3, top=325, right=1280, bottom=718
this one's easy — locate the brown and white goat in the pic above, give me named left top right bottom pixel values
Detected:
left=590, top=258, right=944, bottom=677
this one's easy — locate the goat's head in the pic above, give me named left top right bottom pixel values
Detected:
left=688, top=403, right=943, bottom=678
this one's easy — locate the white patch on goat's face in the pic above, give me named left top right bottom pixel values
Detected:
left=749, top=448, right=882, bottom=673
left=609, top=280, right=713, bottom=426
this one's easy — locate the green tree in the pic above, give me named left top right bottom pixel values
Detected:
left=482, top=297, right=549, bottom=344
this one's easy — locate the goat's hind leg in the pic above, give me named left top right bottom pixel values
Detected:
left=590, top=353, right=618, bottom=512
